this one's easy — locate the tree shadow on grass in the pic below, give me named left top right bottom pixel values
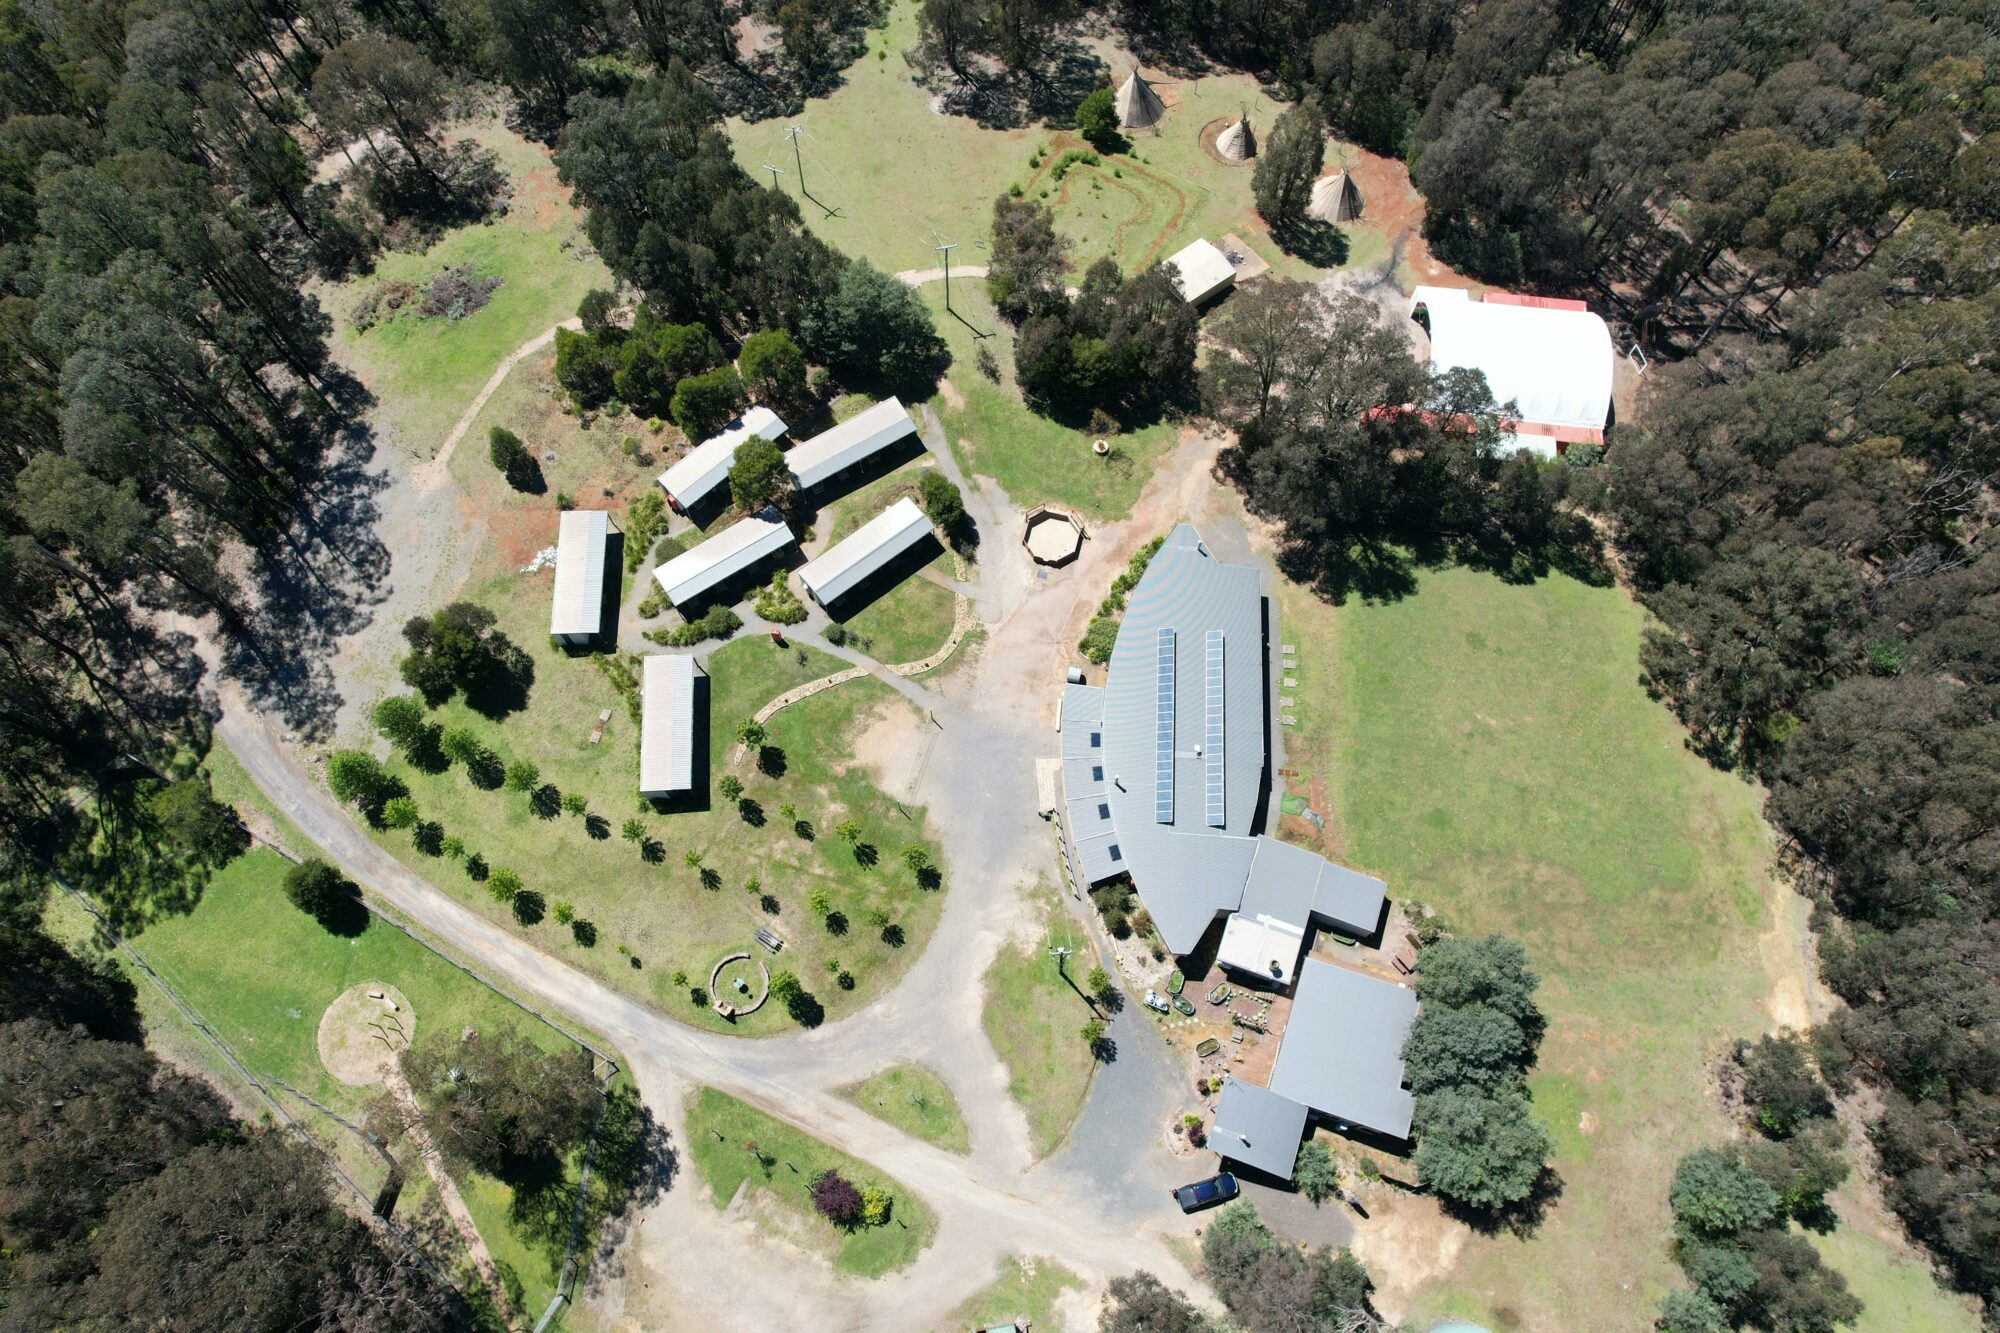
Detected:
left=462, top=642, right=535, bottom=720
left=737, top=799, right=765, bottom=828
left=1438, top=1166, right=1565, bottom=1239
left=584, top=814, right=611, bottom=840
left=757, top=745, right=787, bottom=778
left=1272, top=220, right=1349, bottom=268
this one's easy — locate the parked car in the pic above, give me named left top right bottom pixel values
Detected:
left=1173, top=1172, right=1239, bottom=1213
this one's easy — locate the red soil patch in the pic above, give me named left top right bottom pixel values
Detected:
left=1336, top=145, right=1464, bottom=290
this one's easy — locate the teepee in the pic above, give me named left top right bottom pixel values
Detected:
left=1115, top=69, right=1166, bottom=129
left=1310, top=170, right=1363, bottom=222
left=1216, top=110, right=1256, bottom=162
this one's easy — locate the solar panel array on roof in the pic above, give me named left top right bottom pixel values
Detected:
left=1205, top=629, right=1225, bottom=827
left=1154, top=628, right=1175, bottom=824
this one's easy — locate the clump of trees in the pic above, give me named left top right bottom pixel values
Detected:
left=987, top=196, right=1197, bottom=428
left=1207, top=280, right=1589, bottom=596
left=916, top=470, right=969, bottom=543
left=398, top=602, right=532, bottom=714
left=1404, top=935, right=1554, bottom=1215
left=1201, top=1200, right=1376, bottom=1331
left=392, top=1027, right=602, bottom=1181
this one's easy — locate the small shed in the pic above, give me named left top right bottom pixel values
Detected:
left=549, top=509, right=615, bottom=646
left=786, top=398, right=918, bottom=495
left=638, top=653, right=700, bottom=797
left=650, top=508, right=795, bottom=610
left=1165, top=239, right=1236, bottom=305
left=796, top=496, right=936, bottom=609
left=657, top=405, right=787, bottom=514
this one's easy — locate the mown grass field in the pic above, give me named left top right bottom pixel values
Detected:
left=1814, top=1210, right=1982, bottom=1333
left=949, top=1255, right=1085, bottom=1329
left=837, top=1063, right=971, bottom=1154
left=44, top=841, right=593, bottom=1318
left=1271, top=564, right=1915, bottom=1328
left=981, top=885, right=1101, bottom=1159
left=683, top=1087, right=937, bottom=1277
left=320, top=117, right=611, bottom=456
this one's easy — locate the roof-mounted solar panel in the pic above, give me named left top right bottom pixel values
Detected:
left=1155, top=628, right=1175, bottom=823
left=1205, top=630, right=1225, bottom=827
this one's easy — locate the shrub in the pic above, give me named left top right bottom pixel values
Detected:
left=418, top=265, right=501, bottom=320
left=719, top=775, right=744, bottom=802
left=860, top=1186, right=892, bottom=1226
left=1048, top=149, right=1100, bottom=182
left=647, top=605, right=742, bottom=647
left=284, top=858, right=357, bottom=927
left=1293, top=1139, right=1338, bottom=1203
left=561, top=792, right=588, bottom=817
left=916, top=470, right=966, bottom=534
left=442, top=835, right=466, bottom=859
left=1078, top=616, right=1119, bottom=664
left=326, top=750, right=399, bottom=821
left=488, top=426, right=541, bottom=491
left=751, top=572, right=808, bottom=625
left=552, top=900, right=575, bottom=925
left=486, top=868, right=523, bottom=903
left=1075, top=89, right=1126, bottom=151
left=504, top=759, right=540, bottom=792
left=381, top=796, right=419, bottom=830
left=624, top=490, right=665, bottom=572
left=809, top=1170, right=864, bottom=1226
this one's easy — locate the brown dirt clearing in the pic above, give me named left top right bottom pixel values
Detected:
left=317, top=982, right=415, bottom=1086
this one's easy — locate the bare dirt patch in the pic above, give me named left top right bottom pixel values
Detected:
left=317, top=982, right=415, bottom=1086
left=1347, top=1189, right=1469, bottom=1322
left=846, top=696, right=927, bottom=798
left=936, top=376, right=967, bottom=411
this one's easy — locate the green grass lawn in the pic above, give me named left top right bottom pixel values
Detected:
left=1276, top=565, right=1796, bottom=1328
left=360, top=615, right=948, bottom=1034
left=45, top=845, right=594, bottom=1317
left=320, top=116, right=611, bottom=456
left=949, top=1255, right=1085, bottom=1329
left=1813, top=1214, right=1982, bottom=1333
left=981, top=886, right=1101, bottom=1159
left=837, top=1063, right=971, bottom=1154
left=682, top=1087, right=936, bottom=1277
left=919, top=284, right=1177, bottom=519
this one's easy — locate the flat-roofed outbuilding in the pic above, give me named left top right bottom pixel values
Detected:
left=657, top=405, right=787, bottom=514
left=650, top=508, right=795, bottom=611
left=786, top=398, right=918, bottom=494
left=550, top=509, right=615, bottom=646
left=639, top=653, right=700, bottom=797
left=796, top=497, right=937, bottom=609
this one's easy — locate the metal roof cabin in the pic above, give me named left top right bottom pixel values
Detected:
left=657, top=405, right=787, bottom=513
left=639, top=653, right=699, bottom=797
left=649, top=509, right=795, bottom=609
left=785, top=398, right=917, bottom=493
left=1210, top=1077, right=1311, bottom=1179
left=796, top=497, right=936, bottom=609
left=549, top=509, right=614, bottom=645
left=1165, top=239, right=1237, bottom=305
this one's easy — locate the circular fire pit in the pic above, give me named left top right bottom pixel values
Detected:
left=1023, top=505, right=1087, bottom=568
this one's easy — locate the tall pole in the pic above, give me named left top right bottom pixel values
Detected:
left=761, top=162, right=784, bottom=191
left=785, top=126, right=807, bottom=200
left=934, top=240, right=957, bottom=311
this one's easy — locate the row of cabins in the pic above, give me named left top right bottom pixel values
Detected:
left=548, top=396, right=942, bottom=800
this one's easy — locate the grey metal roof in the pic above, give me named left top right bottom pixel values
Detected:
left=786, top=397, right=916, bottom=491
left=1211, top=1078, right=1311, bottom=1179
left=650, top=508, right=794, bottom=607
left=1268, top=960, right=1418, bottom=1140
left=638, top=653, right=699, bottom=795
left=1099, top=526, right=1266, bottom=952
left=1240, top=837, right=1387, bottom=939
left=657, top=405, right=786, bottom=509
left=550, top=509, right=611, bottom=638
left=796, top=497, right=934, bottom=605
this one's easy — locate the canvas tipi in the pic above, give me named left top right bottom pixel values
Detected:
left=1115, top=69, right=1166, bottom=129
left=1216, top=110, right=1256, bottom=162
left=1309, top=170, right=1363, bottom=222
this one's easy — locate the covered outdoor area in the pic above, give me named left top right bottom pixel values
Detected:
left=1022, top=504, right=1087, bottom=567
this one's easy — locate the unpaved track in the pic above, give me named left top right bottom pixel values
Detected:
left=412, top=318, right=581, bottom=492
